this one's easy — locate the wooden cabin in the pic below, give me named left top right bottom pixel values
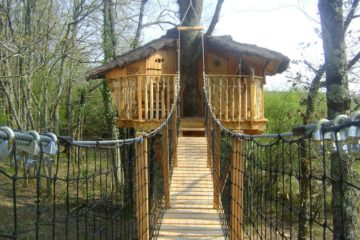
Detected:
left=86, top=34, right=289, bottom=134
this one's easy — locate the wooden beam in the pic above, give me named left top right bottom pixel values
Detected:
left=177, top=26, right=204, bottom=31
left=137, top=76, right=142, bottom=121
left=230, top=138, right=244, bottom=240
left=145, top=77, right=148, bottom=120
left=206, top=115, right=212, bottom=168
left=213, top=124, right=220, bottom=209
left=162, top=127, right=170, bottom=208
left=172, top=107, right=178, bottom=167
left=135, top=133, right=149, bottom=240
left=150, top=77, right=154, bottom=120
left=250, top=69, right=256, bottom=122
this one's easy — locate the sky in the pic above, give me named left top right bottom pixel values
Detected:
left=142, top=0, right=358, bottom=92
left=213, top=0, right=321, bottom=90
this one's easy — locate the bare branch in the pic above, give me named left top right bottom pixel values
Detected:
left=132, top=0, right=148, bottom=49
left=205, top=0, right=224, bottom=37
left=348, top=51, right=360, bottom=69
left=344, top=0, right=359, bottom=31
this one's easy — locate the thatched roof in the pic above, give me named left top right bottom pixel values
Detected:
left=86, top=38, right=177, bottom=80
left=86, top=34, right=289, bottom=80
left=207, top=35, right=290, bottom=74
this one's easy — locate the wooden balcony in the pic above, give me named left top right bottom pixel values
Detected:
left=206, top=74, right=267, bottom=134
left=108, top=74, right=177, bottom=130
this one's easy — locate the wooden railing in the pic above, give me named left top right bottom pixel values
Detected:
left=109, top=74, right=177, bottom=121
left=206, top=74, right=265, bottom=122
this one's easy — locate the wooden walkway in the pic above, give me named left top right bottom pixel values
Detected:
left=158, top=137, right=224, bottom=239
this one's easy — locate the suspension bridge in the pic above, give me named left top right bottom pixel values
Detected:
left=0, top=74, right=359, bottom=239
left=1, top=4, right=360, bottom=238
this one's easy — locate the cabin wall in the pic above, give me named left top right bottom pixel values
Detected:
left=146, top=48, right=177, bottom=75
left=205, top=48, right=269, bottom=76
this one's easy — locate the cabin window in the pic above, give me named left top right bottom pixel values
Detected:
left=155, top=58, right=165, bottom=63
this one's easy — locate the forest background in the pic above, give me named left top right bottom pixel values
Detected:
left=0, top=0, right=359, bottom=139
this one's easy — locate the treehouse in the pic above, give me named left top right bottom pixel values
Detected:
left=86, top=34, right=289, bottom=134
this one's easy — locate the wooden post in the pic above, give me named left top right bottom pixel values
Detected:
left=156, top=79, right=160, bottom=120
left=225, top=77, right=229, bottom=121
left=213, top=124, right=220, bottom=209
left=161, top=78, right=166, bottom=118
left=167, top=77, right=171, bottom=116
left=172, top=106, right=178, bottom=167
left=206, top=113, right=212, bottom=168
left=231, top=77, right=235, bottom=121
left=208, top=76, right=212, bottom=107
left=230, top=138, right=244, bottom=240
left=250, top=69, right=256, bottom=122
left=261, top=77, right=265, bottom=119
left=162, top=126, right=170, bottom=208
left=137, top=76, right=143, bottom=121
left=135, top=133, right=149, bottom=240
left=145, top=77, right=148, bottom=120
left=219, top=77, right=222, bottom=120
left=238, top=77, right=242, bottom=122
left=150, top=77, right=154, bottom=120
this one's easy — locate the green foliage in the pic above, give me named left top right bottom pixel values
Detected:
left=264, top=91, right=327, bottom=133
left=264, top=91, right=304, bottom=133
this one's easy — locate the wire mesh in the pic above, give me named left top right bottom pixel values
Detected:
left=147, top=133, right=165, bottom=239
left=204, top=73, right=360, bottom=239
left=210, top=120, right=360, bottom=240
left=0, top=132, right=139, bottom=240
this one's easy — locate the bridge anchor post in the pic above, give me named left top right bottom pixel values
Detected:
left=230, top=138, right=244, bottom=240
left=135, top=133, right=149, bottom=240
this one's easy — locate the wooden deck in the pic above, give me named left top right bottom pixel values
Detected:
left=158, top=137, right=224, bottom=239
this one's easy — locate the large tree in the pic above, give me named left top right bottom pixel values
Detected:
left=177, top=0, right=223, bottom=117
left=318, top=0, right=356, bottom=239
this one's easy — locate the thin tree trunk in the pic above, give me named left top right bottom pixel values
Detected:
left=132, top=0, right=148, bottom=49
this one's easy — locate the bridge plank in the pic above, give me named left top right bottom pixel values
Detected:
left=158, top=136, right=225, bottom=239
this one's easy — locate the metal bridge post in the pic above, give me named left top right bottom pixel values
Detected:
left=135, top=133, right=149, bottom=240
left=162, top=126, right=170, bottom=208
left=230, top=138, right=244, bottom=240
left=213, top=124, right=220, bottom=209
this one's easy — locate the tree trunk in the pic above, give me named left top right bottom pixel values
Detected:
left=102, top=0, right=117, bottom=138
left=177, top=0, right=203, bottom=117
left=318, top=1, right=355, bottom=239
left=318, top=0, right=351, bottom=119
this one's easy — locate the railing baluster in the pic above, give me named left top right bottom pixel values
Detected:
left=231, top=77, right=235, bottom=121
left=250, top=69, right=255, bottom=121
left=208, top=76, right=212, bottom=107
left=225, top=77, right=229, bottom=121
left=156, top=77, right=160, bottom=120
left=145, top=76, right=149, bottom=120
left=173, top=75, right=177, bottom=103
left=167, top=76, right=171, bottom=117
left=219, top=77, right=222, bottom=120
left=162, top=77, right=166, bottom=119
left=238, top=77, right=242, bottom=122
left=150, top=77, right=154, bottom=120
left=137, top=76, right=143, bottom=121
